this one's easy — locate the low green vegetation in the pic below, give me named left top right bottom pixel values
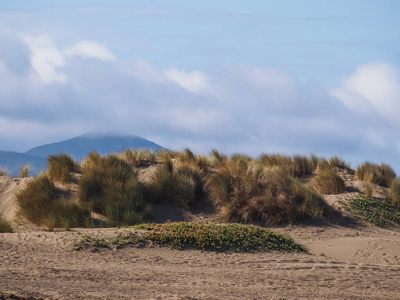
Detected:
left=48, top=153, right=80, bottom=183
left=74, top=222, right=308, bottom=253
left=16, top=173, right=92, bottom=230
left=346, top=195, right=400, bottom=226
left=0, top=217, right=13, bottom=233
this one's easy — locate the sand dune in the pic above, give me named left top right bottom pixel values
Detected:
left=1, top=171, right=400, bottom=299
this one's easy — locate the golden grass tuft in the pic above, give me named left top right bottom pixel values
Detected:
left=17, top=173, right=92, bottom=230
left=390, top=178, right=400, bottom=207
left=310, top=164, right=345, bottom=195
left=20, top=165, right=30, bottom=178
left=0, top=217, right=13, bottom=233
left=355, top=162, right=396, bottom=188
left=79, top=153, right=145, bottom=226
left=48, top=153, right=80, bottom=183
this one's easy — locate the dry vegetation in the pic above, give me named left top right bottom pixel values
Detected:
left=12, top=149, right=400, bottom=231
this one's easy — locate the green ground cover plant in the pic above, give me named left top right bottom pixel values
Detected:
left=74, top=222, right=308, bottom=253
left=17, top=173, right=92, bottom=230
left=0, top=217, right=13, bottom=233
left=347, top=195, right=400, bottom=226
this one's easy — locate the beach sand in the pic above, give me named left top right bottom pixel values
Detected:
left=1, top=173, right=400, bottom=299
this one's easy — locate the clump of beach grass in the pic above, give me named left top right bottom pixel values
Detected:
left=310, top=160, right=345, bottom=195
left=118, top=148, right=156, bottom=167
left=17, top=173, right=92, bottom=230
left=79, top=152, right=146, bottom=226
left=206, top=158, right=330, bottom=225
left=48, top=153, right=80, bottom=183
left=390, top=178, right=400, bottom=207
left=20, top=165, right=30, bottom=178
left=259, top=154, right=317, bottom=177
left=355, top=162, right=396, bottom=188
left=0, top=217, right=13, bottom=233
left=0, top=167, right=9, bottom=176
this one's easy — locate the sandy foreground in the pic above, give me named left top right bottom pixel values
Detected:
left=1, top=224, right=400, bottom=300
left=1, top=175, right=400, bottom=299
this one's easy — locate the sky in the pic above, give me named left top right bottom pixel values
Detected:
left=1, top=0, right=400, bottom=171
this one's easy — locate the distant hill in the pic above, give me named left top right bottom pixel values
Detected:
left=0, top=151, right=47, bottom=177
left=0, top=132, right=166, bottom=176
left=25, top=132, right=166, bottom=161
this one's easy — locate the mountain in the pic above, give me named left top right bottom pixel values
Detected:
left=25, top=132, right=166, bottom=161
left=0, top=151, right=47, bottom=177
left=0, top=132, right=166, bottom=176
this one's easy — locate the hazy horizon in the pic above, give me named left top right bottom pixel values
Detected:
left=1, top=1, right=400, bottom=171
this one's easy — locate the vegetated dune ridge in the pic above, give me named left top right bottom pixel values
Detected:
left=1, top=166, right=400, bottom=299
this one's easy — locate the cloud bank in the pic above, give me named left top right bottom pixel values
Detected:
left=1, top=27, right=400, bottom=171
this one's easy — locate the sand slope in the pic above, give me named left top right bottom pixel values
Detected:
left=1, top=226, right=400, bottom=300
left=1, top=170, right=400, bottom=299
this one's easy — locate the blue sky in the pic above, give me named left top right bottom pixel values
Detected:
left=1, top=1, right=400, bottom=171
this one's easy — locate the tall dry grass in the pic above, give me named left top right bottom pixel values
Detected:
left=17, top=173, right=92, bottom=230
left=79, top=153, right=145, bottom=226
left=20, top=165, right=30, bottom=178
left=259, top=154, right=317, bottom=177
left=118, top=148, right=156, bottom=167
left=0, top=217, right=13, bottom=233
left=48, top=153, right=80, bottom=183
left=355, top=162, right=396, bottom=188
left=206, top=158, right=330, bottom=225
left=390, top=178, right=400, bottom=206
left=310, top=161, right=345, bottom=195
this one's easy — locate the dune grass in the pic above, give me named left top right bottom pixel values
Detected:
left=206, top=158, right=330, bottom=225
left=0, top=217, right=13, bottom=233
left=79, top=152, right=147, bottom=226
left=0, top=167, right=9, bottom=176
left=74, top=222, right=308, bottom=253
left=259, top=154, right=317, bottom=177
left=355, top=162, right=396, bottom=188
left=48, top=153, right=80, bottom=183
left=310, top=161, right=345, bottom=195
left=118, top=148, right=156, bottom=167
left=328, top=156, right=351, bottom=169
left=17, top=173, right=92, bottom=230
left=390, top=178, right=400, bottom=206
left=20, top=165, right=30, bottom=178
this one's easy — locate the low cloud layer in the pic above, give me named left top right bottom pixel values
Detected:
left=1, top=27, right=400, bottom=171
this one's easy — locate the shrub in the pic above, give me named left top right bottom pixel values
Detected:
left=390, top=178, right=400, bottom=206
left=20, top=165, right=30, bottom=178
left=79, top=153, right=145, bottom=226
left=48, top=153, right=80, bottom=183
left=206, top=159, right=330, bottom=225
left=310, top=166, right=345, bottom=195
left=355, top=162, right=396, bottom=187
left=17, top=173, right=91, bottom=230
left=0, top=217, right=13, bottom=233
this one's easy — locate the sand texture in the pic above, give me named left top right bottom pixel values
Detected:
left=1, top=171, right=400, bottom=299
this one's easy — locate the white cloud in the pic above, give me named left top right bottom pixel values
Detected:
left=66, top=40, right=116, bottom=61
left=332, top=62, right=400, bottom=124
left=23, top=35, right=66, bottom=83
left=163, top=68, right=213, bottom=95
